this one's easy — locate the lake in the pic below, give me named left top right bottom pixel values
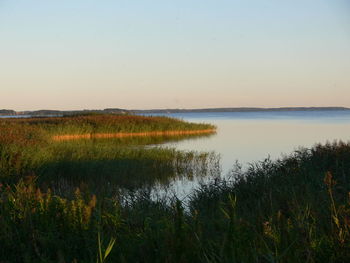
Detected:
left=147, top=110, right=350, bottom=172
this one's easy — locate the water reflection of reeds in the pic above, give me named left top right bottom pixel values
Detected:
left=38, top=144, right=220, bottom=197
left=0, top=121, right=219, bottom=196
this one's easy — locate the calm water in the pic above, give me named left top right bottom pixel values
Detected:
left=149, top=110, right=350, bottom=172
left=0, top=115, right=32, bottom=118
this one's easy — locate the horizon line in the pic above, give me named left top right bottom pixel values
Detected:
left=2, top=106, right=350, bottom=113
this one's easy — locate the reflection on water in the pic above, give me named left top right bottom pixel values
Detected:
left=40, top=135, right=219, bottom=196
left=147, top=110, right=350, bottom=172
left=28, top=110, right=350, bottom=198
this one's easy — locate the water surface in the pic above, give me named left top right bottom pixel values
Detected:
left=148, top=110, right=350, bottom=172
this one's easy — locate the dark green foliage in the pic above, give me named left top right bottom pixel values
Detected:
left=0, top=116, right=215, bottom=187
left=1, top=115, right=350, bottom=262
left=0, top=142, right=350, bottom=262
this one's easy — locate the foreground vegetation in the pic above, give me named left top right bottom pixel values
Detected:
left=1, top=141, right=350, bottom=262
left=1, top=116, right=350, bottom=262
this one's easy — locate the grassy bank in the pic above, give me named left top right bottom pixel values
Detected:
left=1, top=116, right=350, bottom=262
left=0, top=114, right=216, bottom=188
left=0, top=137, right=217, bottom=192
left=52, top=129, right=215, bottom=141
left=0, top=114, right=215, bottom=137
left=1, top=141, right=350, bottom=262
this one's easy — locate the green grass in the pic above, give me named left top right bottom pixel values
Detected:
left=1, top=116, right=350, bottom=262
left=0, top=134, right=218, bottom=192
left=0, top=115, right=216, bottom=188
left=1, top=142, right=350, bottom=262
left=0, top=114, right=215, bottom=136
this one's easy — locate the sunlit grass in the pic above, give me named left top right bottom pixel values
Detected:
left=0, top=114, right=215, bottom=136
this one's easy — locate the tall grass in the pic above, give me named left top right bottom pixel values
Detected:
left=0, top=114, right=215, bottom=136
left=2, top=115, right=350, bottom=262
left=0, top=116, right=215, bottom=188
left=1, top=142, right=350, bottom=262
left=0, top=134, right=219, bottom=192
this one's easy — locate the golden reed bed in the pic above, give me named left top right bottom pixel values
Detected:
left=52, top=129, right=216, bottom=141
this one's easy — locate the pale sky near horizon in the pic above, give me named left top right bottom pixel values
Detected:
left=0, top=0, right=349, bottom=111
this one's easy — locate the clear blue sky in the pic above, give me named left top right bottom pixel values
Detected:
left=1, top=0, right=349, bottom=110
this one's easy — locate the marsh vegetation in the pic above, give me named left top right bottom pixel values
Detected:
left=1, top=114, right=350, bottom=262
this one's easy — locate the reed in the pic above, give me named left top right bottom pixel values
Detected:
left=0, top=114, right=215, bottom=136
left=1, top=142, right=350, bottom=262
left=0, top=115, right=216, bottom=187
left=1, top=115, right=350, bottom=262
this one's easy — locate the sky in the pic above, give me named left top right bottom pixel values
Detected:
left=0, top=0, right=349, bottom=111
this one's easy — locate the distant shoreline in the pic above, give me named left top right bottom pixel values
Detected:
left=131, top=107, right=350, bottom=114
left=1, top=107, right=350, bottom=117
